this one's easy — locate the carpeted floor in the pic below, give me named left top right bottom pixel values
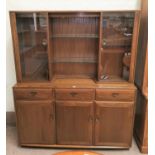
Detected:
left=6, top=126, right=147, bottom=155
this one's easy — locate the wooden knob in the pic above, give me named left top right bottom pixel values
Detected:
left=70, top=92, right=78, bottom=97
left=30, top=91, right=37, bottom=96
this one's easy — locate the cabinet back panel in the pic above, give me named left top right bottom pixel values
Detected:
left=54, top=63, right=97, bottom=78
left=52, top=39, right=98, bottom=61
left=51, top=17, right=99, bottom=35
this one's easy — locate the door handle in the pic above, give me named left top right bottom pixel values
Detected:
left=70, top=92, right=78, bottom=97
left=49, top=114, right=54, bottom=120
left=30, top=91, right=37, bottom=96
left=95, top=116, right=100, bottom=122
left=112, top=93, right=119, bottom=97
left=88, top=115, right=93, bottom=122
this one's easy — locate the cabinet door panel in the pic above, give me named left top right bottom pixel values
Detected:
left=95, top=101, right=134, bottom=147
left=16, top=13, right=49, bottom=81
left=56, top=101, right=93, bottom=145
left=16, top=100, right=55, bottom=144
left=99, top=12, right=135, bottom=81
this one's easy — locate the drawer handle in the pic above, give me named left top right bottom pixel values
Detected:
left=49, top=114, right=54, bottom=120
left=95, top=116, right=100, bottom=122
left=70, top=92, right=78, bottom=97
left=30, top=91, right=37, bottom=96
left=112, top=93, right=119, bottom=97
left=88, top=115, right=93, bottom=122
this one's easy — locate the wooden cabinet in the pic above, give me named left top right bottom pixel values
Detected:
left=56, top=101, right=93, bottom=145
left=10, top=11, right=140, bottom=83
left=15, top=100, right=55, bottom=144
left=10, top=10, right=140, bottom=149
left=134, top=0, right=148, bottom=153
left=95, top=101, right=134, bottom=147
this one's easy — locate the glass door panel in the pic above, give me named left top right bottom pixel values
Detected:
left=16, top=13, right=49, bottom=81
left=100, top=12, right=134, bottom=81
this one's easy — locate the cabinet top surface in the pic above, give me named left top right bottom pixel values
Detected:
left=14, top=78, right=136, bottom=89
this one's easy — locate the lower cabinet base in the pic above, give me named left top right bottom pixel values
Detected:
left=20, top=144, right=130, bottom=149
left=134, top=133, right=148, bottom=154
left=13, top=81, right=137, bottom=150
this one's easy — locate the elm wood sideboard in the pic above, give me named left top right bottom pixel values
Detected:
left=10, top=11, right=140, bottom=149
left=13, top=79, right=137, bottom=148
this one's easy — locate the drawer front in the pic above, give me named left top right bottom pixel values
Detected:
left=55, top=89, right=95, bottom=101
left=96, top=89, right=135, bottom=101
left=14, top=88, right=53, bottom=100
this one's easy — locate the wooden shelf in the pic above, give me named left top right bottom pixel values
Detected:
left=53, top=57, right=97, bottom=63
left=53, top=74, right=96, bottom=79
left=99, top=75, right=126, bottom=82
left=18, top=30, right=46, bottom=33
left=101, top=48, right=125, bottom=53
left=51, top=34, right=99, bottom=39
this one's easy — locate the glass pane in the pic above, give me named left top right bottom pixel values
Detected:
left=100, top=12, right=134, bottom=81
left=16, top=13, right=49, bottom=81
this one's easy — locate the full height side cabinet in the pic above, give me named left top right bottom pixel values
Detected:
left=10, top=11, right=140, bottom=149
left=134, top=0, right=148, bottom=153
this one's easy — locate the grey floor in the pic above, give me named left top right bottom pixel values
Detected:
left=6, top=126, right=147, bottom=155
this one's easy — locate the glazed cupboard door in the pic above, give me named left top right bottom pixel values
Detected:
left=16, top=100, right=55, bottom=145
left=56, top=101, right=93, bottom=145
left=98, top=12, right=137, bottom=82
left=95, top=101, right=134, bottom=147
left=11, top=12, right=49, bottom=82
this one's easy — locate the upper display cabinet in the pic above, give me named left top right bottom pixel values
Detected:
left=10, top=11, right=140, bottom=83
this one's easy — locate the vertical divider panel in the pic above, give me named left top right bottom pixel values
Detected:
left=129, top=11, right=141, bottom=82
left=10, top=12, right=22, bottom=82
left=142, top=47, right=148, bottom=95
left=47, top=12, right=53, bottom=80
left=97, top=12, right=103, bottom=80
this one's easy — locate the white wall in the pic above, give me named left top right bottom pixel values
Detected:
left=6, top=0, right=141, bottom=112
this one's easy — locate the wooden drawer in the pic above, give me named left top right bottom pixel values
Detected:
left=55, top=89, right=95, bottom=101
left=14, top=88, right=53, bottom=100
left=96, top=89, right=135, bottom=101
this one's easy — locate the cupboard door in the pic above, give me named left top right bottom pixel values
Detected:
left=99, top=12, right=135, bottom=81
left=56, top=101, right=93, bottom=145
left=15, top=13, right=49, bottom=81
left=95, top=101, right=134, bottom=147
left=16, top=100, right=55, bottom=144
left=134, top=91, right=148, bottom=151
